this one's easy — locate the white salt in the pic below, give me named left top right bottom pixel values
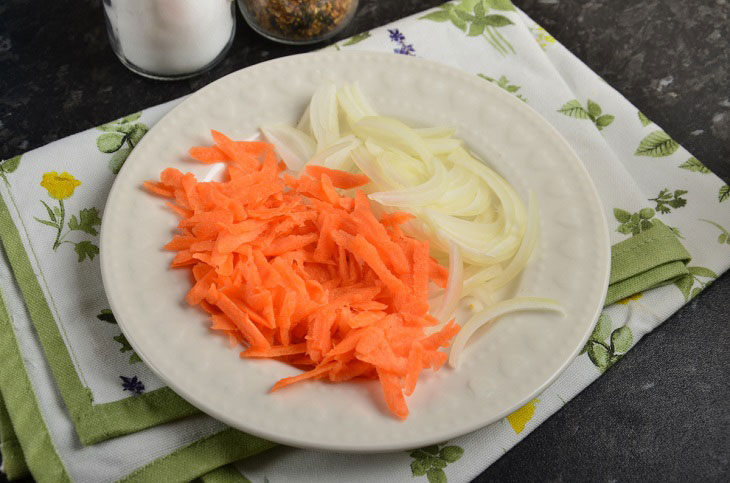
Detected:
left=104, top=0, right=234, bottom=77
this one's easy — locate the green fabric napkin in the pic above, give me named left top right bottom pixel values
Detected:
left=605, top=221, right=692, bottom=305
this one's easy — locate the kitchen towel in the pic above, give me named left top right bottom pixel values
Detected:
left=1, top=1, right=728, bottom=482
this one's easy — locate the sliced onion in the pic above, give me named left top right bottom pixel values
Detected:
left=308, top=135, right=359, bottom=170
left=353, top=116, right=433, bottom=167
left=462, top=265, right=502, bottom=295
left=296, top=103, right=312, bottom=134
left=448, top=297, right=565, bottom=368
left=414, top=126, right=457, bottom=138
left=433, top=240, right=463, bottom=324
left=486, top=191, right=539, bottom=290
left=351, top=146, right=398, bottom=191
left=425, top=138, right=463, bottom=155
left=423, top=208, right=502, bottom=251
left=379, top=150, right=430, bottom=187
left=368, top=158, right=447, bottom=207
left=337, top=82, right=376, bottom=124
left=309, top=83, right=339, bottom=149
left=260, top=123, right=316, bottom=172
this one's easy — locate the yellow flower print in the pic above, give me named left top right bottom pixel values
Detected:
left=530, top=25, right=555, bottom=50
left=616, top=292, right=643, bottom=305
left=35, top=171, right=100, bottom=261
left=41, top=171, right=81, bottom=200
left=507, top=398, right=539, bottom=434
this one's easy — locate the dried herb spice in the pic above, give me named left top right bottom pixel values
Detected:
left=241, top=0, right=357, bottom=42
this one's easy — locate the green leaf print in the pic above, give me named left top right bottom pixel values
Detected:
left=409, top=442, right=463, bottom=481
left=613, top=208, right=631, bottom=223
left=96, top=112, right=148, bottom=174
left=719, top=184, right=729, bottom=203
left=74, top=240, right=99, bottom=262
left=581, top=312, right=611, bottom=355
left=614, top=207, right=655, bottom=235
left=587, top=342, right=610, bottom=370
left=638, top=111, right=652, bottom=127
left=439, top=446, right=464, bottom=463
left=113, top=333, right=142, bottom=364
left=587, top=99, right=602, bottom=119
left=477, top=74, right=527, bottom=102
left=120, top=112, right=142, bottom=123
left=40, top=200, right=57, bottom=223
left=610, top=326, right=633, bottom=353
left=581, top=313, right=633, bottom=372
left=674, top=266, right=717, bottom=301
left=108, top=147, right=133, bottom=175
left=68, top=207, right=102, bottom=236
left=96, top=309, right=117, bottom=324
left=0, top=155, right=21, bottom=174
left=648, top=188, right=687, bottom=214
left=420, top=10, right=450, bottom=22
left=482, top=14, right=513, bottom=27
left=0, top=155, right=22, bottom=188
left=427, top=468, right=447, bottom=483
left=420, top=1, right=515, bottom=55
left=634, top=130, right=679, bottom=157
left=97, top=132, right=126, bottom=153
left=558, top=100, right=589, bottom=119
left=411, top=460, right=428, bottom=476
left=699, top=219, right=730, bottom=245
left=678, top=157, right=709, bottom=173
left=341, top=31, right=371, bottom=46
left=486, top=0, right=516, bottom=10
left=558, top=99, right=614, bottom=130
left=595, top=115, right=615, bottom=129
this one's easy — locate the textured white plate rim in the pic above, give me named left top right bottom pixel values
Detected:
left=100, top=51, right=611, bottom=453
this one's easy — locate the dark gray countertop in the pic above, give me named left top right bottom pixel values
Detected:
left=1, top=0, right=728, bottom=481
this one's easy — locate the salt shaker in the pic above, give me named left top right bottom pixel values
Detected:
left=102, top=0, right=236, bottom=80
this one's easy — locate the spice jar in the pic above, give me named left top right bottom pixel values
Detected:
left=238, top=0, right=358, bottom=44
left=103, top=0, right=236, bottom=80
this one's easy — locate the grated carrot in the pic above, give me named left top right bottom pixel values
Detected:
left=145, top=131, right=459, bottom=420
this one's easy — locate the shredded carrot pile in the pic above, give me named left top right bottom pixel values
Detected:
left=144, top=131, right=458, bottom=420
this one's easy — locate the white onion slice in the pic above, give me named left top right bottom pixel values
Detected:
left=414, top=126, right=457, bottom=138
left=351, top=147, right=398, bottom=191
left=448, top=297, right=565, bottom=368
left=337, top=83, right=376, bottom=124
left=368, top=158, right=447, bottom=207
left=433, top=240, right=463, bottom=324
left=260, top=123, right=316, bottom=172
left=308, top=135, right=360, bottom=170
left=353, top=116, right=433, bottom=167
left=462, top=265, right=502, bottom=295
left=309, top=83, right=340, bottom=149
left=486, top=191, right=539, bottom=290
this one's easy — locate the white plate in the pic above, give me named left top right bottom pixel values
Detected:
left=100, top=51, right=610, bottom=452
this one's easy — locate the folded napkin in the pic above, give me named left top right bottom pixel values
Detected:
left=1, top=1, right=729, bottom=482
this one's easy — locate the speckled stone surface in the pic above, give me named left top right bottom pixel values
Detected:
left=1, top=0, right=728, bottom=481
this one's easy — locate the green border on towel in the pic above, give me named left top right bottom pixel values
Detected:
left=0, top=390, right=30, bottom=481
left=199, top=464, right=251, bottom=483
left=0, top=281, right=275, bottom=482
left=0, top=192, right=199, bottom=445
left=0, top=289, right=72, bottom=482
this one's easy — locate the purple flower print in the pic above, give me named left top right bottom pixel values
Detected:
left=120, top=375, right=145, bottom=395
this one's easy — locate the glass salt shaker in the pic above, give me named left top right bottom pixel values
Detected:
left=237, top=0, right=359, bottom=45
left=102, top=0, right=236, bottom=80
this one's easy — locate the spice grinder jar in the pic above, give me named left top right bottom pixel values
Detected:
left=103, top=0, right=236, bottom=80
left=237, top=0, right=359, bottom=45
